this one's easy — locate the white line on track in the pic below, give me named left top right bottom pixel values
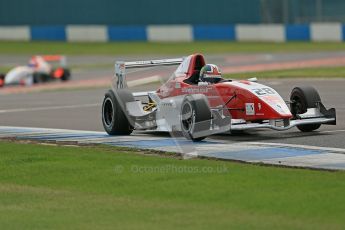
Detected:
left=0, top=103, right=100, bottom=114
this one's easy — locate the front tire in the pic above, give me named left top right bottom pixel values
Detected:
left=290, top=86, right=321, bottom=132
left=102, top=89, right=135, bottom=135
left=180, top=95, right=212, bottom=141
left=0, top=74, right=5, bottom=87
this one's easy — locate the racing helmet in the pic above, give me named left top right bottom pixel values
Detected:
left=199, top=64, right=222, bottom=83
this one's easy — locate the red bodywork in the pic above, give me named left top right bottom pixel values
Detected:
left=53, top=68, right=65, bottom=79
left=156, top=54, right=293, bottom=121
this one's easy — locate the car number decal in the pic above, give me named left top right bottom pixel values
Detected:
left=252, top=87, right=276, bottom=96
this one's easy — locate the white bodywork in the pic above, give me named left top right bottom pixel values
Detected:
left=4, top=66, right=34, bottom=86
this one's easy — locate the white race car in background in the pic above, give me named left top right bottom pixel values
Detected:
left=0, top=55, right=71, bottom=87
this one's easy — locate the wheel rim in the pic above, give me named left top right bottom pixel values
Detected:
left=103, top=97, right=114, bottom=127
left=293, top=98, right=304, bottom=115
left=181, top=101, right=195, bottom=133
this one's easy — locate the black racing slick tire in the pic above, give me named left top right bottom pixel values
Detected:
left=180, top=94, right=212, bottom=142
left=61, top=68, right=71, bottom=81
left=102, top=89, right=135, bottom=135
left=290, top=86, right=321, bottom=132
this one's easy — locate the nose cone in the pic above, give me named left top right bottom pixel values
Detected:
left=4, top=66, right=33, bottom=85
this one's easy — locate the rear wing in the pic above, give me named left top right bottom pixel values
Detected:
left=41, top=55, right=65, bottom=62
left=32, top=55, right=67, bottom=67
left=114, top=58, right=183, bottom=89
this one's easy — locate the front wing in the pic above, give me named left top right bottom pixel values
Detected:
left=231, top=102, right=336, bottom=131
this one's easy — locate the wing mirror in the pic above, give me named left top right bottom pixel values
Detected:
left=247, top=77, right=258, bottom=82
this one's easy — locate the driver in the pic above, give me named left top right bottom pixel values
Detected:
left=199, top=64, right=223, bottom=84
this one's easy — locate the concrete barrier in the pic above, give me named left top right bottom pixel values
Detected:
left=311, top=23, right=342, bottom=42
left=1, top=23, right=345, bottom=42
left=147, top=25, right=193, bottom=42
left=31, top=26, right=66, bottom=41
left=286, top=24, right=310, bottom=41
left=236, top=24, right=285, bottom=42
left=0, top=26, right=30, bottom=41
left=108, top=26, right=147, bottom=41
left=66, top=25, right=107, bottom=42
left=193, top=25, right=235, bottom=40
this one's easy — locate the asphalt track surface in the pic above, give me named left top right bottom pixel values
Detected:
left=3, top=51, right=345, bottom=81
left=0, top=53, right=344, bottom=150
left=0, top=79, right=344, bottom=149
left=2, top=52, right=345, bottom=94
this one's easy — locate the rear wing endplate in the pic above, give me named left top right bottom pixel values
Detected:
left=114, top=58, right=183, bottom=89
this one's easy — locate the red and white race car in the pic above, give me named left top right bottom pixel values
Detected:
left=0, top=55, right=71, bottom=87
left=101, top=54, right=336, bottom=141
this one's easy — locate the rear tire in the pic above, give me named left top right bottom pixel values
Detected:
left=180, top=95, right=212, bottom=142
left=102, top=89, right=135, bottom=135
left=290, top=86, right=321, bottom=132
left=61, top=68, right=71, bottom=81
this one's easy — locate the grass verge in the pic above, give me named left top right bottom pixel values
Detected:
left=225, top=66, right=345, bottom=79
left=0, top=140, right=345, bottom=229
left=1, top=41, right=345, bottom=55
left=0, top=67, right=10, bottom=74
